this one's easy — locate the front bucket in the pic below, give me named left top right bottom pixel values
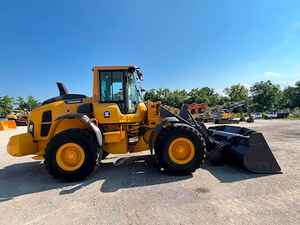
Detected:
left=241, top=132, right=281, bottom=173
left=209, top=126, right=281, bottom=174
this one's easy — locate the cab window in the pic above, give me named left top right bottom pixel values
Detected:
left=127, top=72, right=142, bottom=113
left=100, top=71, right=124, bottom=102
left=99, top=69, right=143, bottom=114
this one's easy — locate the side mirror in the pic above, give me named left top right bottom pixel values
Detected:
left=128, top=66, right=144, bottom=80
left=137, top=71, right=144, bottom=80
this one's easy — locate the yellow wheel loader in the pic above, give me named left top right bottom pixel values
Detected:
left=6, top=111, right=28, bottom=126
left=7, top=66, right=281, bottom=181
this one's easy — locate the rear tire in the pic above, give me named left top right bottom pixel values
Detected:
left=44, top=129, right=98, bottom=182
left=156, top=125, right=206, bottom=174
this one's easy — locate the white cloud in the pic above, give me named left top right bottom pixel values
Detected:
left=278, top=79, right=299, bottom=88
left=243, top=83, right=251, bottom=89
left=215, top=88, right=225, bottom=96
left=264, top=72, right=281, bottom=78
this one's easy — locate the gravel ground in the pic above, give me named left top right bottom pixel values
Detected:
left=0, top=120, right=300, bottom=225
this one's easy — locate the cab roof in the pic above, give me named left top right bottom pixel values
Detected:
left=93, top=66, right=131, bottom=71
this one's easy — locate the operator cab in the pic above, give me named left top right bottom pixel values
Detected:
left=94, top=66, right=144, bottom=114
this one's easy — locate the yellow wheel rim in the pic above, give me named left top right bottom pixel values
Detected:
left=168, top=138, right=195, bottom=165
left=56, top=143, right=85, bottom=171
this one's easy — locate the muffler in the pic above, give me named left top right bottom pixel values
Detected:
left=208, top=126, right=281, bottom=174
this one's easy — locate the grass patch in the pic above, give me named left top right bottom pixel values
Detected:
left=288, top=115, right=300, bottom=120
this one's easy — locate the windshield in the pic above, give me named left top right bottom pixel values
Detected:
left=127, top=72, right=143, bottom=113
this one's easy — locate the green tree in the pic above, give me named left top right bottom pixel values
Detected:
left=217, top=95, right=230, bottom=106
left=15, top=96, right=27, bottom=111
left=144, top=88, right=173, bottom=105
left=224, top=84, right=249, bottom=102
left=26, top=96, right=39, bottom=110
left=156, top=88, right=171, bottom=103
left=143, top=80, right=300, bottom=112
left=0, top=96, right=14, bottom=115
left=282, top=81, right=300, bottom=109
left=250, top=80, right=282, bottom=112
left=189, top=87, right=220, bottom=106
left=165, top=89, right=188, bottom=108
left=144, top=89, right=158, bottom=102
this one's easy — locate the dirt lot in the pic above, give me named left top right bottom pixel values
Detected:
left=0, top=120, right=300, bottom=225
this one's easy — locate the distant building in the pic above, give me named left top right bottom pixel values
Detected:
left=188, top=103, right=208, bottom=114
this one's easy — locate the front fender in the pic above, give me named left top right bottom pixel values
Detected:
left=149, top=117, right=180, bottom=153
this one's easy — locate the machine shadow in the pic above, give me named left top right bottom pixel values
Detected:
left=60, top=155, right=192, bottom=194
left=0, top=161, right=68, bottom=202
left=0, top=155, right=280, bottom=202
left=0, top=155, right=192, bottom=202
left=202, top=163, right=279, bottom=183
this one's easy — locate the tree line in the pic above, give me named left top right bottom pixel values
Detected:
left=144, top=80, right=300, bottom=112
left=0, top=96, right=39, bottom=116
left=1, top=80, right=300, bottom=116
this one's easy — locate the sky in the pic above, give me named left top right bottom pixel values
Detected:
left=0, top=0, right=300, bottom=101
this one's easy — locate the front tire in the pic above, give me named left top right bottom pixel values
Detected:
left=44, top=129, right=98, bottom=181
left=156, top=125, right=206, bottom=174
